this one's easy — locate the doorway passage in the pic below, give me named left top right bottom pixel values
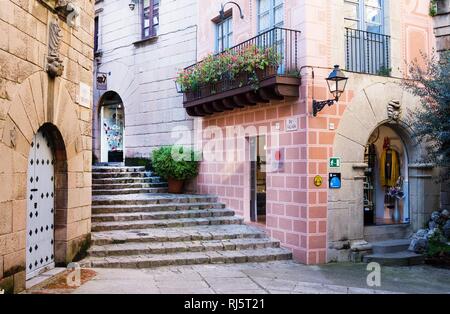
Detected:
left=363, top=125, right=410, bottom=226
left=250, top=135, right=267, bottom=225
left=100, top=91, right=124, bottom=163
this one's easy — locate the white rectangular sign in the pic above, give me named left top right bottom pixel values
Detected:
left=286, top=118, right=298, bottom=132
left=79, top=82, right=91, bottom=108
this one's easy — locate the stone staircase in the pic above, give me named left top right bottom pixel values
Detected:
left=363, top=239, right=424, bottom=266
left=81, top=165, right=292, bottom=268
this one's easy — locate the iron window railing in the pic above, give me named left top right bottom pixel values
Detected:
left=182, top=27, right=301, bottom=101
left=345, top=28, right=391, bottom=76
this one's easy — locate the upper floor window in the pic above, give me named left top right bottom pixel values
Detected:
left=94, top=16, right=99, bottom=53
left=344, top=0, right=384, bottom=34
left=216, top=16, right=233, bottom=52
left=142, top=0, right=160, bottom=39
left=258, top=0, right=284, bottom=33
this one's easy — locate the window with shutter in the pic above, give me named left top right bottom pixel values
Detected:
left=344, top=0, right=384, bottom=34
left=141, top=0, right=160, bottom=39
left=215, top=17, right=233, bottom=52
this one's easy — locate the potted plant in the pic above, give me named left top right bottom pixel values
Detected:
left=175, top=45, right=282, bottom=95
left=152, top=146, right=199, bottom=194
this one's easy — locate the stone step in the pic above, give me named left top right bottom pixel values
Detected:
left=371, top=239, right=411, bottom=254
left=81, top=247, right=292, bottom=268
left=91, top=225, right=268, bottom=246
left=92, top=166, right=146, bottom=173
left=92, top=194, right=219, bottom=206
left=93, top=177, right=164, bottom=185
left=92, top=187, right=169, bottom=196
left=93, top=172, right=149, bottom=179
left=363, top=251, right=424, bottom=266
left=92, top=202, right=226, bottom=214
left=92, top=182, right=168, bottom=190
left=87, top=238, right=280, bottom=257
left=91, top=209, right=236, bottom=223
left=91, top=216, right=244, bottom=232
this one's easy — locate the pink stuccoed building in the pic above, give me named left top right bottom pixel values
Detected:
left=180, top=0, right=446, bottom=264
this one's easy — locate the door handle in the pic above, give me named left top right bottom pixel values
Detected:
left=31, top=189, right=38, bottom=192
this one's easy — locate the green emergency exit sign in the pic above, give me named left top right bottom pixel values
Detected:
left=329, top=157, right=341, bottom=168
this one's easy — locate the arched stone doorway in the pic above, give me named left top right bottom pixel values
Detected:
left=97, top=91, right=125, bottom=163
left=328, top=81, right=440, bottom=260
left=26, top=123, right=68, bottom=279
left=363, top=124, right=410, bottom=227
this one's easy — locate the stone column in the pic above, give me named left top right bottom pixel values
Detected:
left=408, top=164, right=441, bottom=231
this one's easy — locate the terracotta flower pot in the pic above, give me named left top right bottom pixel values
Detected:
left=256, top=66, right=278, bottom=80
left=167, top=177, right=184, bottom=194
left=184, top=91, right=195, bottom=101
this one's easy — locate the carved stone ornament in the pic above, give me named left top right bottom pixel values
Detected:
left=46, top=18, right=64, bottom=78
left=38, top=1, right=80, bottom=28
left=55, top=0, right=80, bottom=28
left=387, top=100, right=401, bottom=122
left=10, top=126, right=16, bottom=148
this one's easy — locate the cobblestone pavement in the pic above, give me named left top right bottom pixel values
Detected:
left=60, top=261, right=450, bottom=294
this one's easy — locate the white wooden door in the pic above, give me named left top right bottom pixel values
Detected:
left=26, top=130, right=55, bottom=280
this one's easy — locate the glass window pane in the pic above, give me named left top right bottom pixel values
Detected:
left=365, top=7, right=381, bottom=24
left=259, top=13, right=270, bottom=31
left=259, top=0, right=270, bottom=13
left=274, top=6, right=283, bottom=25
left=366, top=23, right=381, bottom=33
left=345, top=19, right=358, bottom=29
left=344, top=2, right=359, bottom=20
left=365, top=0, right=381, bottom=8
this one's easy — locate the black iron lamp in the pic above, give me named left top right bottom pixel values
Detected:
left=313, top=65, right=348, bottom=117
left=129, top=0, right=139, bottom=11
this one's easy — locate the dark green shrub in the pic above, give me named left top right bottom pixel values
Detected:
left=151, top=146, right=199, bottom=181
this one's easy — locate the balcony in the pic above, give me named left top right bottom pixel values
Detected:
left=179, top=28, right=302, bottom=117
left=345, top=28, right=391, bottom=76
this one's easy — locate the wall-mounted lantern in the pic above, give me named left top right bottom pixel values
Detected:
left=313, top=65, right=348, bottom=117
left=129, top=0, right=139, bottom=11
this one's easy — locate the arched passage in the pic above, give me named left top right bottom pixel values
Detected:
left=328, top=81, right=439, bottom=252
left=363, top=123, right=410, bottom=226
left=26, top=123, right=68, bottom=279
left=97, top=91, right=125, bottom=163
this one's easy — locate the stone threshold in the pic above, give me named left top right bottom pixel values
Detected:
left=24, top=268, right=66, bottom=290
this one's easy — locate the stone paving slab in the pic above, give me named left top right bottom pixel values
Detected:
left=91, top=216, right=244, bottom=232
left=80, top=248, right=292, bottom=268
left=92, top=194, right=219, bottom=205
left=93, top=188, right=169, bottom=196
left=29, top=261, right=450, bottom=294
left=93, top=177, right=163, bottom=184
left=88, top=238, right=279, bottom=257
left=91, top=225, right=267, bottom=245
left=91, top=209, right=235, bottom=222
left=92, top=202, right=226, bottom=213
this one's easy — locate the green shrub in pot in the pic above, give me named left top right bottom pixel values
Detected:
left=152, top=146, right=200, bottom=193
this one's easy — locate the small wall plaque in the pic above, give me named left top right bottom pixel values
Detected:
left=286, top=118, right=298, bottom=132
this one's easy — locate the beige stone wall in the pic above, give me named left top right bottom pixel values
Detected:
left=0, top=0, right=94, bottom=293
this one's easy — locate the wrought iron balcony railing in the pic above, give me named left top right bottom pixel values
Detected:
left=181, top=27, right=302, bottom=116
left=345, top=28, right=391, bottom=76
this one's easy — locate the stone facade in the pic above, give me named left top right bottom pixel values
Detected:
left=193, top=0, right=440, bottom=264
left=92, top=0, right=197, bottom=162
left=0, top=0, right=93, bottom=293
